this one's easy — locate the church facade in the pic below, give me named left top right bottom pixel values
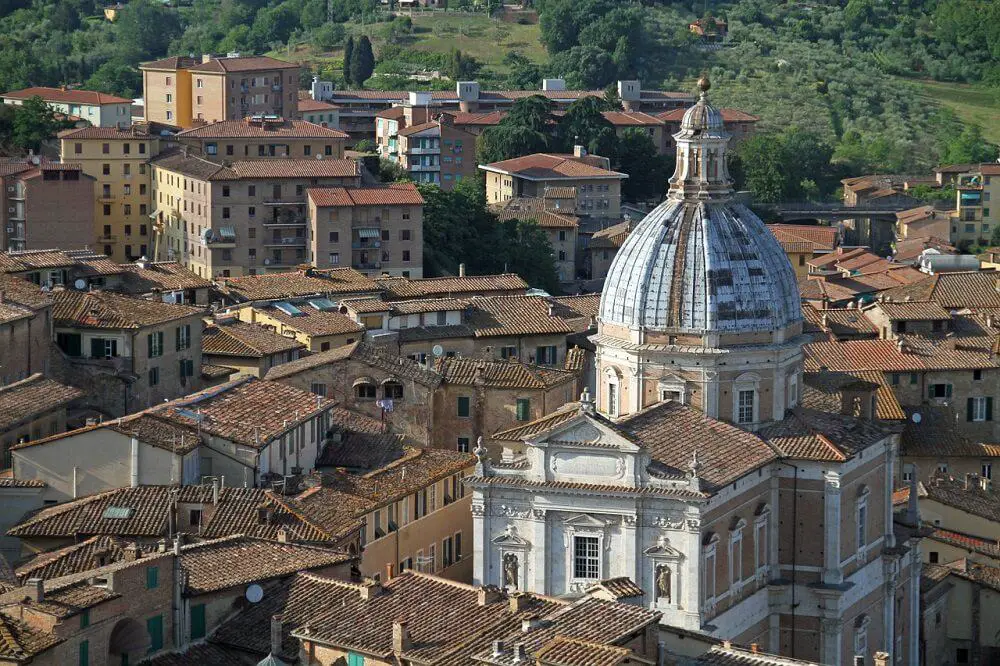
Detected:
left=468, top=78, right=922, bottom=666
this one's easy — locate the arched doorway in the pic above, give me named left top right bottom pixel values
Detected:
left=108, top=617, right=147, bottom=665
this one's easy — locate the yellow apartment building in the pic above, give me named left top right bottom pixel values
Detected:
left=58, top=125, right=163, bottom=262
left=150, top=152, right=361, bottom=278
left=140, top=54, right=299, bottom=129
left=175, top=116, right=348, bottom=159
left=953, top=164, right=1000, bottom=247
left=307, top=184, right=425, bottom=278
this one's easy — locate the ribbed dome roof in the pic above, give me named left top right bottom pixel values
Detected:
left=598, top=199, right=802, bottom=334
left=680, top=99, right=724, bottom=132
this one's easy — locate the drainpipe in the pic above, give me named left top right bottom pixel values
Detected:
left=130, top=437, right=139, bottom=487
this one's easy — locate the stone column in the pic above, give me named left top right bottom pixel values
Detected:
left=820, top=618, right=843, bottom=666
left=823, top=471, right=843, bottom=585
left=622, top=514, right=638, bottom=585
left=531, top=509, right=547, bottom=595
left=884, top=439, right=897, bottom=549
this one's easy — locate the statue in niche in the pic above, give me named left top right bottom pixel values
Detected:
left=655, top=564, right=671, bottom=602
left=503, top=553, right=519, bottom=589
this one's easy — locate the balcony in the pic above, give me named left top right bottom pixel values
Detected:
left=352, top=241, right=382, bottom=250
left=263, top=237, right=306, bottom=248
left=408, top=146, right=441, bottom=155
left=97, top=194, right=116, bottom=202
left=352, top=219, right=381, bottom=228
left=206, top=238, right=236, bottom=249
left=272, top=84, right=282, bottom=92
left=97, top=234, right=118, bottom=243
left=408, top=163, right=440, bottom=172
left=262, top=218, right=306, bottom=228
left=353, top=262, right=381, bottom=270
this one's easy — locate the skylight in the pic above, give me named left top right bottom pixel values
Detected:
left=101, top=506, right=133, bottom=520
left=275, top=301, right=305, bottom=317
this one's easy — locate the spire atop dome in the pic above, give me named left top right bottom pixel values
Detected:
left=697, top=73, right=711, bottom=95
left=667, top=76, right=731, bottom=201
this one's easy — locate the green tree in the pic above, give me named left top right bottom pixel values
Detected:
left=11, top=96, right=64, bottom=153
left=85, top=61, right=142, bottom=98
left=990, top=223, right=1000, bottom=247
left=941, top=125, right=999, bottom=165
left=350, top=35, right=375, bottom=86
left=730, top=135, right=786, bottom=204
left=549, top=45, right=618, bottom=89
left=113, top=0, right=181, bottom=62
left=313, top=23, right=346, bottom=51
left=615, top=129, right=671, bottom=202
left=476, top=125, right=549, bottom=164
left=557, top=96, right=615, bottom=153
left=379, top=157, right=411, bottom=181
left=343, top=35, right=355, bottom=84
left=503, top=95, right=553, bottom=134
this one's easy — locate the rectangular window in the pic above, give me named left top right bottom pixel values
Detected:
left=857, top=501, right=868, bottom=553
left=890, top=373, right=900, bottom=386
left=176, top=324, right=191, bottom=350
left=455, top=532, right=462, bottom=560
left=983, top=463, right=993, bottom=480
left=910, top=373, right=919, bottom=385
left=516, top=398, right=531, bottom=421
left=737, top=390, right=755, bottom=424
left=457, top=437, right=470, bottom=452
left=442, top=536, right=453, bottom=567
left=190, top=603, right=206, bottom=639
left=974, top=369, right=983, bottom=381
left=702, top=548, right=716, bottom=602
left=929, top=383, right=952, bottom=399
left=147, top=614, right=163, bottom=652
left=80, top=609, right=90, bottom=629
left=146, top=565, right=159, bottom=589
left=79, top=640, right=89, bottom=666
left=329, top=231, right=339, bottom=243
left=572, top=535, right=600, bottom=580
left=179, top=359, right=194, bottom=378
left=968, top=396, right=993, bottom=422
left=535, top=345, right=558, bottom=364
left=457, top=396, right=471, bottom=418
left=147, top=331, right=163, bottom=358
left=148, top=367, right=159, bottom=386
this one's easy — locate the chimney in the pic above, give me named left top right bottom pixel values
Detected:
left=359, top=579, right=382, bottom=600
left=24, top=578, right=43, bottom=603
left=509, top=593, right=530, bottom=614
left=386, top=562, right=394, bottom=581
left=201, top=54, right=213, bottom=63
left=573, top=144, right=587, bottom=158
left=123, top=543, right=142, bottom=562
left=512, top=643, right=527, bottom=663
left=212, top=477, right=220, bottom=504
left=458, top=263, right=466, bottom=277
left=477, top=585, right=502, bottom=606
left=270, top=614, right=283, bottom=657
left=276, top=527, right=289, bottom=543
left=492, top=640, right=506, bottom=658
left=392, top=620, right=412, bottom=653
left=750, top=643, right=759, bottom=654
left=873, top=652, right=889, bottom=666
left=173, top=533, right=183, bottom=555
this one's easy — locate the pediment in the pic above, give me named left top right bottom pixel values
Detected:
left=643, top=536, right=685, bottom=560
left=491, top=524, right=531, bottom=548
left=530, top=413, right=640, bottom=453
left=563, top=514, right=611, bottom=530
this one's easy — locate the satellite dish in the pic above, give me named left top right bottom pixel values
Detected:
left=74, top=279, right=87, bottom=290
left=911, top=412, right=922, bottom=424
left=245, top=583, right=264, bottom=603
left=432, top=344, right=444, bottom=357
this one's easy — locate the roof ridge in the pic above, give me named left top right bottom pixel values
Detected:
left=262, top=491, right=338, bottom=539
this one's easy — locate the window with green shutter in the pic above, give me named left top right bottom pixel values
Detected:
left=190, top=603, right=206, bottom=639
left=457, top=396, right=470, bottom=418
left=146, top=565, right=159, bottom=589
left=147, top=615, right=163, bottom=652
left=80, top=609, right=90, bottom=629
left=516, top=398, right=530, bottom=421
left=348, top=653, right=365, bottom=666
left=79, top=640, right=89, bottom=666
left=147, top=331, right=163, bottom=357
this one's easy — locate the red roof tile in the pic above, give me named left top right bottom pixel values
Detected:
left=2, top=87, right=130, bottom=105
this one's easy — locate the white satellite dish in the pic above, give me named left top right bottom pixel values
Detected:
left=73, top=279, right=87, bottom=290
left=245, top=583, right=264, bottom=603
left=432, top=344, right=444, bottom=357
left=911, top=412, right=922, bottom=424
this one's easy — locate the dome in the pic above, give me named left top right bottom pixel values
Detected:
left=598, top=76, right=802, bottom=335
left=598, top=199, right=801, bottom=334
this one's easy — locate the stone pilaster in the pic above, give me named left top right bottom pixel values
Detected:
left=823, top=471, right=843, bottom=585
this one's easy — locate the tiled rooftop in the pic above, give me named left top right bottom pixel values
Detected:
left=880, top=270, right=1000, bottom=309
left=0, top=374, right=83, bottom=432
left=1, top=86, right=130, bottom=104
left=766, top=224, right=838, bottom=253
left=52, top=289, right=204, bottom=329
left=694, top=644, right=824, bottom=665
left=874, top=300, right=952, bottom=321
left=202, top=320, right=304, bottom=358
left=589, top=221, right=634, bottom=249
left=258, top=302, right=365, bottom=337
left=177, top=118, right=348, bottom=139
left=219, top=268, right=378, bottom=302
left=466, top=295, right=576, bottom=337
left=435, top=357, right=576, bottom=389
left=481, top=153, right=627, bottom=180
left=264, top=341, right=442, bottom=387
left=0, top=614, right=64, bottom=660
left=495, top=197, right=581, bottom=229
left=307, top=183, right=423, bottom=207
left=117, top=261, right=213, bottom=294
left=374, top=273, right=527, bottom=300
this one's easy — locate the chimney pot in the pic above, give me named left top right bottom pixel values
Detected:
left=386, top=562, right=394, bottom=581
left=276, top=527, right=289, bottom=543
left=477, top=585, right=502, bottom=606
left=392, top=620, right=412, bottom=653
left=512, top=643, right=527, bottom=662
left=270, top=614, right=283, bottom=657
left=25, top=578, right=43, bottom=603
left=123, top=543, right=142, bottom=562
left=359, top=579, right=382, bottom=600
left=750, top=643, right=759, bottom=654
left=873, top=652, right=890, bottom=666
left=492, top=640, right=506, bottom=657
left=459, top=263, right=466, bottom=278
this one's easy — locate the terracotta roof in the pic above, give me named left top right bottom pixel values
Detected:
left=52, top=289, right=204, bottom=329
left=899, top=405, right=1000, bottom=459
left=927, top=527, right=1000, bottom=560
left=694, top=644, right=823, bottom=665
left=219, top=268, right=378, bottom=302
left=452, top=110, right=505, bottom=126
left=1, top=86, right=130, bottom=104
left=229, top=158, right=359, bottom=179
left=589, top=221, right=633, bottom=249
left=0, top=614, right=63, bottom=661
left=534, top=636, right=632, bottom=666
left=202, top=320, right=304, bottom=358
left=880, top=271, right=1000, bottom=309
left=202, top=363, right=237, bottom=380
left=466, top=295, right=576, bottom=337
left=917, top=476, right=1000, bottom=523
left=340, top=296, right=462, bottom=315
left=317, top=408, right=403, bottom=470
left=157, top=377, right=335, bottom=448
left=801, top=305, right=877, bottom=340
left=0, top=300, right=33, bottom=326
left=299, top=99, right=339, bottom=112
left=874, top=300, right=951, bottom=321
left=766, top=224, right=838, bottom=253
left=178, top=535, right=353, bottom=595
left=265, top=340, right=441, bottom=387
left=0, top=478, right=44, bottom=488
left=396, top=119, right=441, bottom=137
left=57, top=125, right=157, bottom=140
left=435, top=357, right=576, bottom=389
left=0, top=374, right=82, bottom=432
left=186, top=55, right=298, bottom=73
left=14, top=536, right=149, bottom=583
left=601, top=111, right=664, bottom=127
left=657, top=107, right=759, bottom=123
left=804, top=331, right=1000, bottom=372
left=493, top=403, right=581, bottom=441
left=481, top=153, right=627, bottom=180
left=496, top=197, right=580, bottom=229
left=177, top=118, right=347, bottom=139
left=140, top=642, right=247, bottom=666
left=118, top=261, right=213, bottom=293
left=375, top=106, right=406, bottom=120
left=139, top=56, right=200, bottom=71
left=844, top=370, right=906, bottom=420
left=895, top=236, right=956, bottom=263
left=586, top=577, right=644, bottom=600
left=0, top=249, right=82, bottom=273
left=759, top=406, right=890, bottom=462
left=374, top=273, right=527, bottom=300
left=307, top=183, right=423, bottom=207
left=258, top=302, right=364, bottom=337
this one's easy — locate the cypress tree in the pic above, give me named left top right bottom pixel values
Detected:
left=351, top=35, right=375, bottom=86
left=343, top=35, right=355, bottom=85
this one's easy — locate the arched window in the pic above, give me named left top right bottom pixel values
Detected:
left=382, top=379, right=403, bottom=400
left=353, top=377, right=376, bottom=400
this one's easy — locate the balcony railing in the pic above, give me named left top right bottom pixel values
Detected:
left=263, top=237, right=306, bottom=247
left=97, top=234, right=118, bottom=243
left=352, top=241, right=382, bottom=249
left=353, top=262, right=381, bottom=270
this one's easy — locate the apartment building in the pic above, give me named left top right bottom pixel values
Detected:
left=175, top=116, right=348, bottom=159
left=495, top=196, right=579, bottom=282
left=393, top=112, right=477, bottom=189
left=0, top=274, right=54, bottom=384
left=140, top=54, right=299, bottom=129
left=307, top=183, right=424, bottom=278
left=952, top=165, right=1000, bottom=246
left=51, top=288, right=205, bottom=416
left=149, top=151, right=361, bottom=278
left=0, top=162, right=94, bottom=252
left=59, top=125, right=164, bottom=262
left=480, top=150, right=628, bottom=218
left=1, top=86, right=131, bottom=127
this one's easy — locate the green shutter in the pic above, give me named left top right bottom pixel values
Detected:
left=988, top=397, right=994, bottom=422
left=146, top=565, right=158, bottom=589
left=947, top=384, right=953, bottom=398
left=190, top=603, right=206, bottom=639
left=517, top=399, right=530, bottom=421
left=147, top=614, right=163, bottom=652
left=457, top=396, right=470, bottom=418
left=79, top=640, right=89, bottom=666
left=80, top=609, right=90, bottom=629
left=147, top=333, right=153, bottom=358
left=968, top=398, right=975, bottom=422
left=348, top=653, right=365, bottom=666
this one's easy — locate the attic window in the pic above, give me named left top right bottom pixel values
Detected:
left=101, top=506, right=133, bottom=520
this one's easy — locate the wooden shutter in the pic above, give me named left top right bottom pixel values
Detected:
left=190, top=604, right=206, bottom=640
